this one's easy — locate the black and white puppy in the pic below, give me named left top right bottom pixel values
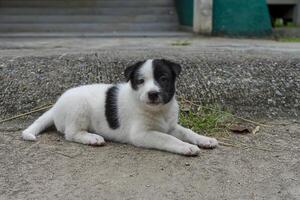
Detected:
left=22, top=59, right=218, bottom=156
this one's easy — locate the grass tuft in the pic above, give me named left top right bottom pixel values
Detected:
left=179, top=101, right=234, bottom=138
left=277, top=37, right=300, bottom=42
left=171, top=40, right=191, bottom=46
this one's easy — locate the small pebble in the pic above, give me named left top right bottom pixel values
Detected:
left=185, top=162, right=190, bottom=166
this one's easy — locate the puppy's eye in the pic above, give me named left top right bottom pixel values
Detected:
left=137, top=79, right=144, bottom=84
left=160, top=76, right=168, bottom=82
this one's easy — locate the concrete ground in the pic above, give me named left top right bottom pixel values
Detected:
left=0, top=36, right=300, bottom=57
left=0, top=36, right=300, bottom=200
left=0, top=118, right=299, bottom=200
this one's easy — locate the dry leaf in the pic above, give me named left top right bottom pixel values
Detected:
left=229, top=123, right=254, bottom=134
left=181, top=101, right=192, bottom=112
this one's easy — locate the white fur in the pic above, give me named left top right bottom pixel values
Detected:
left=22, top=60, right=218, bottom=156
left=136, top=59, right=160, bottom=105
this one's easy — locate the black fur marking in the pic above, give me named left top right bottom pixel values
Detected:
left=124, top=61, right=145, bottom=90
left=153, top=59, right=182, bottom=104
left=105, top=86, right=120, bottom=129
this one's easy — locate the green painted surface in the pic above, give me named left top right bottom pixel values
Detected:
left=213, top=0, right=272, bottom=36
left=175, top=0, right=193, bottom=26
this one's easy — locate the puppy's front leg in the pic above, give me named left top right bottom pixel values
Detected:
left=130, top=131, right=200, bottom=156
left=170, top=125, right=218, bottom=149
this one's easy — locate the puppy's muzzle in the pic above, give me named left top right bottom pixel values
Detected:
left=148, top=91, right=160, bottom=103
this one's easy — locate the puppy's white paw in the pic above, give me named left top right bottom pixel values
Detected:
left=88, top=134, right=105, bottom=146
left=197, top=137, right=218, bottom=149
left=22, top=130, right=37, bottom=141
left=181, top=144, right=200, bottom=156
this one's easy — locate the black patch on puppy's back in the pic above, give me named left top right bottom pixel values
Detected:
left=105, top=86, right=120, bottom=129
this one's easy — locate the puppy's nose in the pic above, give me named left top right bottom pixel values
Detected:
left=148, top=91, right=159, bottom=101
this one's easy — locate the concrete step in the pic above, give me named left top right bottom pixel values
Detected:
left=0, top=42, right=299, bottom=118
left=0, top=23, right=179, bottom=32
left=0, top=31, right=192, bottom=38
left=0, top=7, right=176, bottom=15
left=0, top=0, right=179, bottom=34
left=0, top=15, right=177, bottom=23
left=0, top=0, right=174, bottom=8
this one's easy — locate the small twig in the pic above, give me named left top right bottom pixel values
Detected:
left=45, top=149, right=77, bottom=159
left=180, top=98, right=272, bottom=127
left=219, top=141, right=240, bottom=148
left=240, top=145, right=274, bottom=152
left=232, top=140, right=273, bottom=152
left=232, top=116, right=272, bottom=128
left=0, top=104, right=53, bottom=123
left=218, top=139, right=274, bottom=152
left=0, top=127, right=23, bottom=132
left=263, top=121, right=299, bottom=126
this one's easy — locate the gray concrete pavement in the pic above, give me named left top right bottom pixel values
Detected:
left=0, top=37, right=300, bottom=57
left=0, top=118, right=299, bottom=200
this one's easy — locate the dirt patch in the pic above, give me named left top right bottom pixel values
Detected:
left=0, top=118, right=299, bottom=200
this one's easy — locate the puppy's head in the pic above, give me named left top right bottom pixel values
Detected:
left=125, top=59, right=181, bottom=110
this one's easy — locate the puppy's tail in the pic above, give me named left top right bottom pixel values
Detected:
left=22, top=108, right=54, bottom=141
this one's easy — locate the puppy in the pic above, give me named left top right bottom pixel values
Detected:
left=22, top=59, right=218, bottom=156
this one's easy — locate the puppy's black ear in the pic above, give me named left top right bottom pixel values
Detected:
left=161, top=59, right=182, bottom=77
left=124, top=61, right=144, bottom=82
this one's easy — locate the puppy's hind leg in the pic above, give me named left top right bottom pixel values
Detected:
left=61, top=103, right=105, bottom=146
left=64, top=127, right=105, bottom=146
